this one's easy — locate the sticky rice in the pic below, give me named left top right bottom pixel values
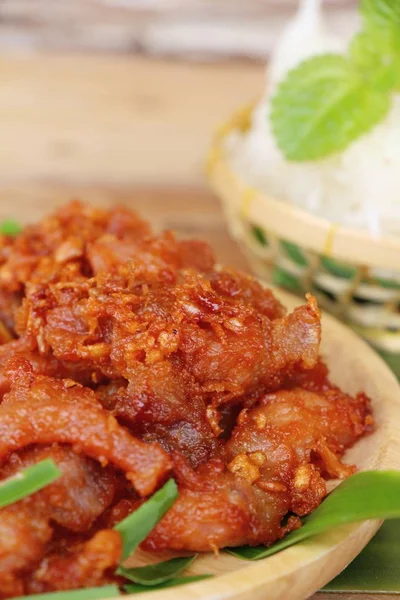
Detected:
left=225, top=0, right=400, bottom=238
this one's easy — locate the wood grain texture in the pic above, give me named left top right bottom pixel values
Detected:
left=0, top=56, right=263, bottom=186
left=3, top=184, right=400, bottom=600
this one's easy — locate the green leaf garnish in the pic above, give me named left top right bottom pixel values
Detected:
left=227, top=470, right=400, bottom=560
left=322, top=519, right=400, bottom=593
left=350, top=24, right=400, bottom=91
left=13, top=585, right=120, bottom=600
left=270, top=0, right=400, bottom=160
left=0, top=219, right=21, bottom=237
left=114, top=478, right=178, bottom=561
left=270, top=54, right=390, bottom=161
left=361, top=0, right=400, bottom=26
left=118, top=555, right=197, bottom=586
left=0, top=459, right=61, bottom=509
left=124, top=575, right=212, bottom=594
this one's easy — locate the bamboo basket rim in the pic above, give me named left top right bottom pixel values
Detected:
left=207, top=103, right=400, bottom=271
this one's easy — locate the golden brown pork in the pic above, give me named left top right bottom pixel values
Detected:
left=144, top=383, right=371, bottom=552
left=0, top=201, right=372, bottom=598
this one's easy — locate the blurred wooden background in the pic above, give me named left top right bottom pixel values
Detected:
left=0, top=0, right=359, bottom=192
left=1, top=0, right=358, bottom=58
left=0, top=56, right=263, bottom=189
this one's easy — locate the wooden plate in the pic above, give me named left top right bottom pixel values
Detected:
left=122, top=288, right=400, bottom=600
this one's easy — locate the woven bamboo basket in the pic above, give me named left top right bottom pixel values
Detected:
left=207, top=104, right=400, bottom=378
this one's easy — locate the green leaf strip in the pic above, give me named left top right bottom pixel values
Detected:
left=118, top=555, right=197, bottom=586
left=0, top=219, right=21, bottom=236
left=227, top=470, right=400, bottom=560
left=124, top=575, right=213, bottom=594
left=0, top=459, right=61, bottom=509
left=13, top=585, right=120, bottom=600
left=322, top=519, right=400, bottom=593
left=114, top=478, right=178, bottom=561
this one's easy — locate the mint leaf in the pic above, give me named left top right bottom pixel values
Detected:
left=361, top=0, right=400, bottom=26
left=270, top=54, right=390, bottom=161
left=350, top=24, right=400, bottom=91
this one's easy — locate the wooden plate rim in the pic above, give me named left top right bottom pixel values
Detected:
left=117, top=288, right=400, bottom=600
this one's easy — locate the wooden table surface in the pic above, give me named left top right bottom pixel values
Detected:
left=0, top=55, right=263, bottom=188
left=0, top=54, right=392, bottom=600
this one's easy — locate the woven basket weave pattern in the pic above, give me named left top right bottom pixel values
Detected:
left=209, top=106, right=400, bottom=377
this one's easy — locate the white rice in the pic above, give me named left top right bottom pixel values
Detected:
left=225, top=1, right=400, bottom=238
